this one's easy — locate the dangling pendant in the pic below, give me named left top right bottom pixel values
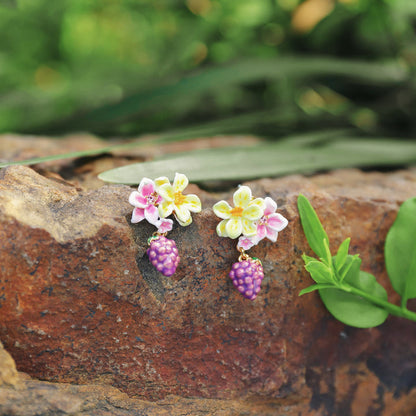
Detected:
left=229, top=248, right=264, bottom=300
left=212, top=186, right=288, bottom=300
left=147, top=234, right=180, bottom=277
left=128, top=173, right=202, bottom=278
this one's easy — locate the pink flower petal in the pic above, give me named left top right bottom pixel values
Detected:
left=266, top=227, right=278, bottom=242
left=237, top=236, right=256, bottom=250
left=256, top=224, right=267, bottom=241
left=157, top=218, right=173, bottom=233
left=129, top=191, right=148, bottom=208
left=144, top=204, right=160, bottom=225
left=141, top=183, right=155, bottom=197
left=131, top=207, right=145, bottom=223
left=267, top=213, right=288, bottom=232
left=263, top=197, right=277, bottom=216
left=138, top=178, right=155, bottom=197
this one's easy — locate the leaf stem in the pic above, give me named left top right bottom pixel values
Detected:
left=343, top=284, right=416, bottom=322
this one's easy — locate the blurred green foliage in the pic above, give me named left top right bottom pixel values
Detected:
left=1, top=0, right=416, bottom=137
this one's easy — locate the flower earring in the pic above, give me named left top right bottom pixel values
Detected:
left=129, top=172, right=201, bottom=276
left=213, top=185, right=288, bottom=300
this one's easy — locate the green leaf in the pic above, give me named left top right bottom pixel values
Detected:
left=385, top=197, right=416, bottom=300
left=297, top=194, right=330, bottom=260
left=335, top=237, right=350, bottom=272
left=337, top=254, right=360, bottom=282
left=322, top=238, right=332, bottom=266
left=302, top=253, right=317, bottom=265
left=299, top=284, right=336, bottom=296
left=304, top=260, right=334, bottom=284
left=98, top=137, right=416, bottom=184
left=319, top=267, right=389, bottom=328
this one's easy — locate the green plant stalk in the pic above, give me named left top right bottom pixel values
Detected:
left=340, top=283, right=416, bottom=322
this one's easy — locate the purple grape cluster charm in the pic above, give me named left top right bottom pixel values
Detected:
left=229, top=257, right=264, bottom=301
left=147, top=235, right=180, bottom=277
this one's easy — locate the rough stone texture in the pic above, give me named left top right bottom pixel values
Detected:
left=0, top=135, right=416, bottom=415
left=0, top=374, right=312, bottom=416
left=0, top=341, right=19, bottom=388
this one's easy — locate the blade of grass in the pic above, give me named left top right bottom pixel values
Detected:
left=98, top=136, right=416, bottom=184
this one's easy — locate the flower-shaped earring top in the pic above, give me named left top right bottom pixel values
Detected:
left=213, top=186, right=264, bottom=239
left=129, top=173, right=201, bottom=276
left=213, top=185, right=288, bottom=300
left=156, top=173, right=201, bottom=226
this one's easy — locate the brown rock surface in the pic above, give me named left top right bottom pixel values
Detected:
left=0, top=135, right=416, bottom=415
left=0, top=341, right=19, bottom=387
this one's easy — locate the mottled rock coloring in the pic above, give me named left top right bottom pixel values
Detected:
left=1, top=155, right=416, bottom=415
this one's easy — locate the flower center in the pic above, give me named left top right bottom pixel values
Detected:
left=147, top=192, right=158, bottom=205
left=230, top=206, right=244, bottom=217
left=174, top=191, right=186, bottom=206
left=259, top=215, right=268, bottom=225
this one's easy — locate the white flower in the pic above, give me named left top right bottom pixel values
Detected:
left=213, top=186, right=265, bottom=239
left=156, top=173, right=202, bottom=226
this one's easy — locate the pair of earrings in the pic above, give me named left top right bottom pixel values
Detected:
left=129, top=173, right=288, bottom=300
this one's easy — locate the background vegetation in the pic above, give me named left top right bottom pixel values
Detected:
left=1, top=0, right=416, bottom=139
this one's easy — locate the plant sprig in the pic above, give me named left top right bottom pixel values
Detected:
left=298, top=194, right=416, bottom=328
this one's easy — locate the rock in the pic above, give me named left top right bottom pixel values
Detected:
left=0, top=341, right=19, bottom=387
left=0, top=377, right=311, bottom=416
left=0, top=162, right=416, bottom=415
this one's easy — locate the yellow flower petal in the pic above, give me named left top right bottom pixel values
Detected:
left=233, top=186, right=252, bottom=208
left=154, top=176, right=170, bottom=189
left=177, top=215, right=192, bottom=227
left=226, top=217, right=243, bottom=239
left=174, top=204, right=191, bottom=223
left=216, top=220, right=228, bottom=237
left=249, top=197, right=266, bottom=211
left=184, top=194, right=201, bottom=212
left=173, top=173, right=189, bottom=192
left=242, top=218, right=257, bottom=237
left=158, top=200, right=174, bottom=218
left=243, top=204, right=263, bottom=221
left=158, top=183, right=174, bottom=201
left=213, top=200, right=232, bottom=219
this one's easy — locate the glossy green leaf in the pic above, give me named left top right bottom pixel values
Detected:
left=302, top=253, right=317, bottom=265
left=304, top=260, right=334, bottom=284
left=297, top=194, right=330, bottom=260
left=319, top=263, right=389, bottom=328
left=335, top=237, right=350, bottom=273
left=385, top=197, right=416, bottom=300
left=299, top=284, right=336, bottom=296
left=337, top=253, right=360, bottom=282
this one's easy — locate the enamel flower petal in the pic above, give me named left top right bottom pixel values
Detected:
left=268, top=213, right=289, bottom=232
left=173, top=173, right=189, bottom=192
left=226, top=217, right=243, bottom=239
left=233, top=186, right=252, bottom=208
left=155, top=173, right=201, bottom=227
left=213, top=200, right=232, bottom=219
left=129, top=178, right=161, bottom=227
left=213, top=185, right=265, bottom=239
left=184, top=194, right=202, bottom=213
left=131, top=207, right=146, bottom=223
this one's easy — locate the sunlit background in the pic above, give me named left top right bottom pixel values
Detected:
left=1, top=0, right=415, bottom=138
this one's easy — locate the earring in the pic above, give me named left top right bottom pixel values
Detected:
left=213, top=185, right=288, bottom=300
left=129, top=172, right=201, bottom=276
